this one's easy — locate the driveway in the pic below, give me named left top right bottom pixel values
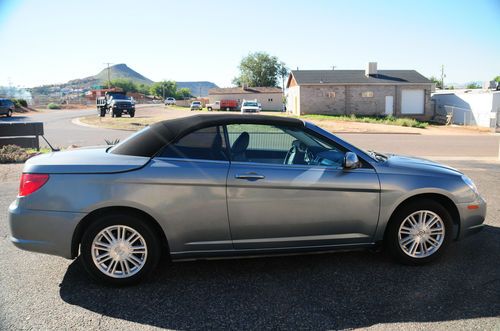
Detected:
left=0, top=159, right=499, bottom=330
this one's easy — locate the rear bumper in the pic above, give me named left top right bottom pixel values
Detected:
left=8, top=199, right=85, bottom=259
left=456, top=195, right=487, bottom=239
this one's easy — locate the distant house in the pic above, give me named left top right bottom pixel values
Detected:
left=208, top=86, right=283, bottom=111
left=286, top=62, right=434, bottom=120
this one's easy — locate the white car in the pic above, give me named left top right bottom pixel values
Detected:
left=190, top=101, right=203, bottom=111
left=240, top=100, right=261, bottom=113
left=164, top=97, right=176, bottom=106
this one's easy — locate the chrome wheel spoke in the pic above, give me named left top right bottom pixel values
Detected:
left=91, top=225, right=148, bottom=279
left=102, top=229, right=116, bottom=244
left=131, top=245, right=146, bottom=254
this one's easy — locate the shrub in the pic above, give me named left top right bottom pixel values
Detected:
left=11, top=99, right=28, bottom=108
left=104, top=138, right=120, bottom=145
left=47, top=103, right=61, bottom=109
left=0, top=145, right=31, bottom=164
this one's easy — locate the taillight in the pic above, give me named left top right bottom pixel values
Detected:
left=18, top=173, right=49, bottom=197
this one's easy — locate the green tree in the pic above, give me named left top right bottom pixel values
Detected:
left=428, top=76, right=443, bottom=89
left=466, top=82, right=481, bottom=89
left=176, top=88, right=192, bottom=99
left=108, top=78, right=138, bottom=93
left=150, top=81, right=178, bottom=98
left=233, top=52, right=285, bottom=87
left=137, top=83, right=151, bottom=95
left=493, top=76, right=500, bottom=83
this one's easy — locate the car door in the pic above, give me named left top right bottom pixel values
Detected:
left=225, top=123, right=380, bottom=250
left=149, top=125, right=233, bottom=254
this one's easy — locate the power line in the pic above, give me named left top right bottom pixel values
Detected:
left=104, top=62, right=113, bottom=88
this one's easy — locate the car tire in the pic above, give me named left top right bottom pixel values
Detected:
left=80, top=213, right=162, bottom=286
left=99, top=109, right=106, bottom=117
left=7, top=109, right=12, bottom=117
left=129, top=111, right=135, bottom=118
left=385, top=199, right=453, bottom=265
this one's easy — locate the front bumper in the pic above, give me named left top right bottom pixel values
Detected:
left=8, top=199, right=85, bottom=259
left=456, top=195, right=487, bottom=239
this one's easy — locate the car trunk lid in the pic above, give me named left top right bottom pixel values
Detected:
left=23, top=147, right=150, bottom=174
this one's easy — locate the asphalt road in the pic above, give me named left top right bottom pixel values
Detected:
left=1, top=110, right=499, bottom=330
left=1, top=108, right=499, bottom=158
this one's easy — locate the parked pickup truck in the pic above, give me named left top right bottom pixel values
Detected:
left=96, top=91, right=135, bottom=118
left=206, top=99, right=239, bottom=111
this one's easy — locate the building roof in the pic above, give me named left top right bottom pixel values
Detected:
left=288, top=70, right=432, bottom=87
left=209, top=86, right=283, bottom=95
left=111, top=114, right=303, bottom=157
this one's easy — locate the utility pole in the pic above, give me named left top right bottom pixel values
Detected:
left=104, top=62, right=113, bottom=89
left=440, top=65, right=445, bottom=89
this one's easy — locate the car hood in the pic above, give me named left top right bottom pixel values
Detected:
left=381, top=154, right=462, bottom=176
left=23, top=147, right=150, bottom=174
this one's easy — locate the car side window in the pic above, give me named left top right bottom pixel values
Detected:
left=225, top=124, right=346, bottom=168
left=159, top=126, right=228, bottom=161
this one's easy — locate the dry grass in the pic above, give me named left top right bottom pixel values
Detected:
left=79, top=116, right=163, bottom=131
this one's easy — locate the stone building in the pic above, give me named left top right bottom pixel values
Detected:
left=286, top=63, right=434, bottom=120
left=208, top=86, right=283, bottom=111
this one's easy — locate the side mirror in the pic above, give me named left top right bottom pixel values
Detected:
left=343, top=152, right=360, bottom=169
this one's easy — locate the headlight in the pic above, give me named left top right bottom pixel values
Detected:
left=462, top=175, right=479, bottom=195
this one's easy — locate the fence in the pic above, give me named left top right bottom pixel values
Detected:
left=442, top=105, right=475, bottom=126
left=227, top=132, right=295, bottom=151
left=0, top=122, right=44, bottom=150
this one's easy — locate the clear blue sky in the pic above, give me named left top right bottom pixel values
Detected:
left=0, top=0, right=499, bottom=88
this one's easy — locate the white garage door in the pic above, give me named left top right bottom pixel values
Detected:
left=401, top=89, right=424, bottom=114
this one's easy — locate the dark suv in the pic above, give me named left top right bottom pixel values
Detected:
left=0, top=98, right=15, bottom=117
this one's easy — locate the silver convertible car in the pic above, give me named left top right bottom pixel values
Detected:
left=9, top=114, right=486, bottom=285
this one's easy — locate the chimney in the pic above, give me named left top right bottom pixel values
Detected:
left=365, top=62, right=378, bottom=77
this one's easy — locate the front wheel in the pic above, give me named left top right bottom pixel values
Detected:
left=7, top=109, right=12, bottom=117
left=129, top=111, right=135, bottom=118
left=80, top=213, right=162, bottom=286
left=385, top=199, right=452, bottom=265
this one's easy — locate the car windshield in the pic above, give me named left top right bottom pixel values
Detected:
left=108, top=93, right=129, bottom=100
left=244, top=102, right=258, bottom=107
left=192, top=102, right=201, bottom=105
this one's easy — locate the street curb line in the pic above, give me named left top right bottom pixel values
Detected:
left=71, top=117, right=137, bottom=131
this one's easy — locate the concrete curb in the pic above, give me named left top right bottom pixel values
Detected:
left=71, top=117, right=137, bottom=131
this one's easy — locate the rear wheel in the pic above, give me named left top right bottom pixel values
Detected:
left=386, top=199, right=452, bottom=265
left=80, top=213, right=161, bottom=286
left=129, top=111, right=135, bottom=118
left=7, top=109, right=12, bottom=117
left=99, top=108, right=106, bottom=117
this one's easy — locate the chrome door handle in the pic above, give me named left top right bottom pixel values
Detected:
left=235, top=173, right=265, bottom=180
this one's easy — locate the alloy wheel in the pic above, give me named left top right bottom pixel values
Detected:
left=398, top=210, right=445, bottom=258
left=91, top=225, right=148, bottom=278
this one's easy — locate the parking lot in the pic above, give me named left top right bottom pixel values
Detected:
left=1, top=156, right=499, bottom=329
left=1, top=109, right=499, bottom=329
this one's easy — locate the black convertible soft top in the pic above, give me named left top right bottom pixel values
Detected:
left=111, top=114, right=304, bottom=157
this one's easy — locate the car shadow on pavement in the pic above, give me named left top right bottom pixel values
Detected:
left=59, top=226, right=500, bottom=330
